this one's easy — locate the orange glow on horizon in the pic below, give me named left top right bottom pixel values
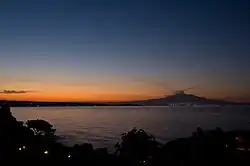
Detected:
left=0, top=77, right=167, bottom=102
left=0, top=93, right=160, bottom=102
left=1, top=76, right=249, bottom=102
left=1, top=91, right=249, bottom=102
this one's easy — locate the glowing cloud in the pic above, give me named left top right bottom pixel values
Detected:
left=0, top=90, right=37, bottom=94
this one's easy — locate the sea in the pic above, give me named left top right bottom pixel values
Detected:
left=12, top=106, right=250, bottom=150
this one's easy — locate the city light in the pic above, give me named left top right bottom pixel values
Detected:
left=237, top=148, right=245, bottom=151
left=44, top=150, right=49, bottom=155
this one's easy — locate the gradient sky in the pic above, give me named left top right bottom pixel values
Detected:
left=0, top=0, right=250, bottom=102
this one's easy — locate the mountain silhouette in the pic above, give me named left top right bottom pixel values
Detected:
left=134, top=93, right=241, bottom=106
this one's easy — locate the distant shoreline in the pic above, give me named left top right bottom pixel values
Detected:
left=1, top=93, right=250, bottom=107
left=4, top=102, right=250, bottom=108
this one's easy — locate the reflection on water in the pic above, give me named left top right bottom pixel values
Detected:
left=12, top=106, right=250, bottom=149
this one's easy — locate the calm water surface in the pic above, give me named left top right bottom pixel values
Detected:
left=12, top=106, right=250, bottom=149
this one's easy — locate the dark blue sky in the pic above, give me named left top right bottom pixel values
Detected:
left=0, top=0, right=250, bottom=101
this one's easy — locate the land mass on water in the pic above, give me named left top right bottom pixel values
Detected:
left=1, top=93, right=249, bottom=107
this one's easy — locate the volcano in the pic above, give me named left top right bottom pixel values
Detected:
left=134, top=93, right=237, bottom=106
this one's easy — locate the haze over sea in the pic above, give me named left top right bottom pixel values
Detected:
left=12, top=106, right=250, bottom=150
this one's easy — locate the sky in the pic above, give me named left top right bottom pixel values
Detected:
left=0, top=0, right=250, bottom=102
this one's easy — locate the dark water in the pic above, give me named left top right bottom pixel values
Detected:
left=12, top=106, right=250, bottom=149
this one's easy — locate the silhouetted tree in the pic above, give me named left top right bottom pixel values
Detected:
left=0, top=104, right=18, bottom=127
left=26, top=119, right=56, bottom=137
left=115, top=128, right=161, bottom=163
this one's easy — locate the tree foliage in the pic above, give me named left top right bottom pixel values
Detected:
left=115, top=128, right=161, bottom=162
left=26, top=119, right=56, bottom=137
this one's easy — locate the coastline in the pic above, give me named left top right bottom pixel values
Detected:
left=1, top=105, right=250, bottom=164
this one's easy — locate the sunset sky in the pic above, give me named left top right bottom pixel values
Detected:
left=1, top=0, right=250, bottom=102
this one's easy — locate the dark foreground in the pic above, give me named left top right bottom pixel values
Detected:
left=1, top=105, right=250, bottom=165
